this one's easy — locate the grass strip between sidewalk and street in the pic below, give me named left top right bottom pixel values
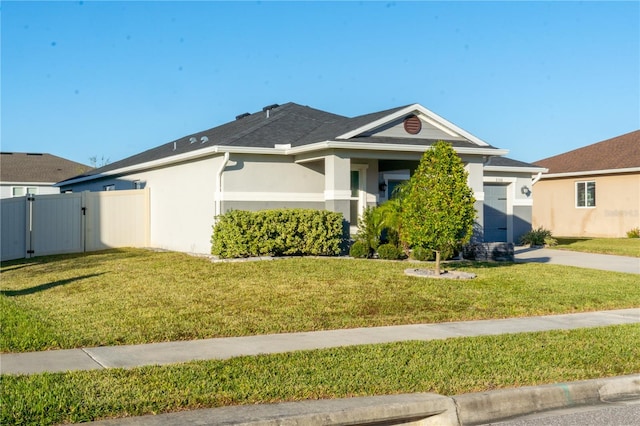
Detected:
left=2, top=249, right=640, bottom=352
left=2, top=324, right=639, bottom=425
left=553, top=237, right=640, bottom=257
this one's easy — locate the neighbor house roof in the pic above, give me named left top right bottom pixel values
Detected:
left=533, top=130, right=640, bottom=176
left=484, top=156, right=547, bottom=174
left=57, top=102, right=507, bottom=186
left=0, top=152, right=91, bottom=183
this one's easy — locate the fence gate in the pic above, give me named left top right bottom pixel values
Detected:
left=1, top=197, right=27, bottom=261
left=31, top=192, right=85, bottom=257
left=1, top=189, right=149, bottom=261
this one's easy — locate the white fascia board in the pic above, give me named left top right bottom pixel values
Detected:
left=336, top=103, right=491, bottom=147
left=484, top=166, right=548, bottom=174
left=55, top=145, right=291, bottom=187
left=56, top=139, right=508, bottom=187
left=540, top=167, right=640, bottom=179
left=337, top=104, right=422, bottom=140
left=289, top=140, right=508, bottom=157
left=55, top=145, right=224, bottom=186
left=414, top=105, right=490, bottom=146
left=1, top=181, right=57, bottom=185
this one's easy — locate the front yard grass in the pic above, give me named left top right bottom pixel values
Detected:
left=2, top=324, right=639, bottom=425
left=2, top=248, right=639, bottom=352
left=554, top=237, right=640, bottom=257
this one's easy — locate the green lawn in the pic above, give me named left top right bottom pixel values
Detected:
left=554, top=237, right=640, bottom=257
left=2, top=324, right=639, bottom=425
left=2, top=248, right=639, bottom=352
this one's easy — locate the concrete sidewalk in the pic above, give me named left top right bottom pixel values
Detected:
left=2, top=308, right=639, bottom=375
left=514, top=246, right=640, bottom=274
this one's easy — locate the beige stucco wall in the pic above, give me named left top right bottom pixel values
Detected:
left=533, top=172, right=640, bottom=237
left=223, top=154, right=325, bottom=194
left=59, top=156, right=223, bottom=254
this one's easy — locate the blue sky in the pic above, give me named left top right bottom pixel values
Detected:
left=2, top=1, right=638, bottom=166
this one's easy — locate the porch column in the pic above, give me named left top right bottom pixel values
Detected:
left=324, top=154, right=351, bottom=222
left=465, top=160, right=485, bottom=240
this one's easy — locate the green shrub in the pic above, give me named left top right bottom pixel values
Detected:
left=627, top=227, right=640, bottom=238
left=353, top=207, right=380, bottom=253
left=411, top=246, right=434, bottom=261
left=376, top=243, right=403, bottom=260
left=544, top=236, right=558, bottom=247
left=519, top=227, right=553, bottom=246
left=349, top=241, right=370, bottom=258
left=211, top=209, right=345, bottom=258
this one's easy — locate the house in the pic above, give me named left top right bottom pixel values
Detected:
left=57, top=102, right=542, bottom=254
left=532, top=130, right=640, bottom=238
left=0, top=152, right=91, bottom=199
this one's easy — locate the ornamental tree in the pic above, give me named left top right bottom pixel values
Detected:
left=401, top=140, right=476, bottom=274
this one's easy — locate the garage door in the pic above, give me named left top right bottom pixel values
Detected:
left=484, top=184, right=508, bottom=242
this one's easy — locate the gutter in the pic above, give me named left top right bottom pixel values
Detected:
left=55, top=141, right=508, bottom=187
left=484, top=166, right=547, bottom=174
left=539, top=166, right=640, bottom=179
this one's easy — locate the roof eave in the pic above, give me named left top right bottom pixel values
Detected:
left=540, top=167, right=640, bottom=179
left=484, top=166, right=548, bottom=173
left=288, top=140, right=507, bottom=156
left=1, top=181, right=57, bottom=185
left=56, top=141, right=508, bottom=187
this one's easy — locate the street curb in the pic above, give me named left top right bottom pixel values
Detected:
left=88, top=393, right=460, bottom=425
left=86, top=375, right=640, bottom=425
left=452, top=374, right=640, bottom=425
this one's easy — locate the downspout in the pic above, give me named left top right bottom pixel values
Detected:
left=215, top=152, right=230, bottom=220
left=531, top=171, right=543, bottom=186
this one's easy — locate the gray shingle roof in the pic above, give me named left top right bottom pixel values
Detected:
left=485, top=156, right=541, bottom=168
left=61, top=102, right=504, bottom=182
left=0, top=152, right=91, bottom=183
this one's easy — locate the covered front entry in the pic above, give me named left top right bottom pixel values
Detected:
left=483, top=184, right=508, bottom=242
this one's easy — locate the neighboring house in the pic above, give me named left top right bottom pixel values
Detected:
left=532, top=130, right=640, bottom=238
left=57, top=102, right=541, bottom=254
left=0, top=152, right=91, bottom=199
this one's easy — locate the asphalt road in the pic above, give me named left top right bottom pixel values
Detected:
left=484, top=398, right=640, bottom=426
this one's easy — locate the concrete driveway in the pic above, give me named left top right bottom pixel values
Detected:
left=514, top=246, right=640, bottom=274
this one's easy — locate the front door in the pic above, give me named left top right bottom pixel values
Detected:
left=484, top=184, right=508, bottom=242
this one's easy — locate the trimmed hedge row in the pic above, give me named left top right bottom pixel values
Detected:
left=211, top=209, right=345, bottom=258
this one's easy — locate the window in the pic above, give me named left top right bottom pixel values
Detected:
left=10, top=187, right=37, bottom=197
left=576, top=181, right=596, bottom=207
left=103, top=184, right=115, bottom=191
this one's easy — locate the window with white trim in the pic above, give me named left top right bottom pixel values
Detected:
left=576, top=181, right=596, bottom=207
left=11, top=187, right=38, bottom=197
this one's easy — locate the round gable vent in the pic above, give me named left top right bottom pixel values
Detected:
left=403, top=115, right=422, bottom=135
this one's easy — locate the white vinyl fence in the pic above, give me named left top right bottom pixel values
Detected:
left=1, top=189, right=150, bottom=261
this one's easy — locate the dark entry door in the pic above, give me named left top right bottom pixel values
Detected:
left=484, top=184, right=508, bottom=242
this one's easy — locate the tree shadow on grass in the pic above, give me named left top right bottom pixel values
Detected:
left=1, top=273, right=105, bottom=297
